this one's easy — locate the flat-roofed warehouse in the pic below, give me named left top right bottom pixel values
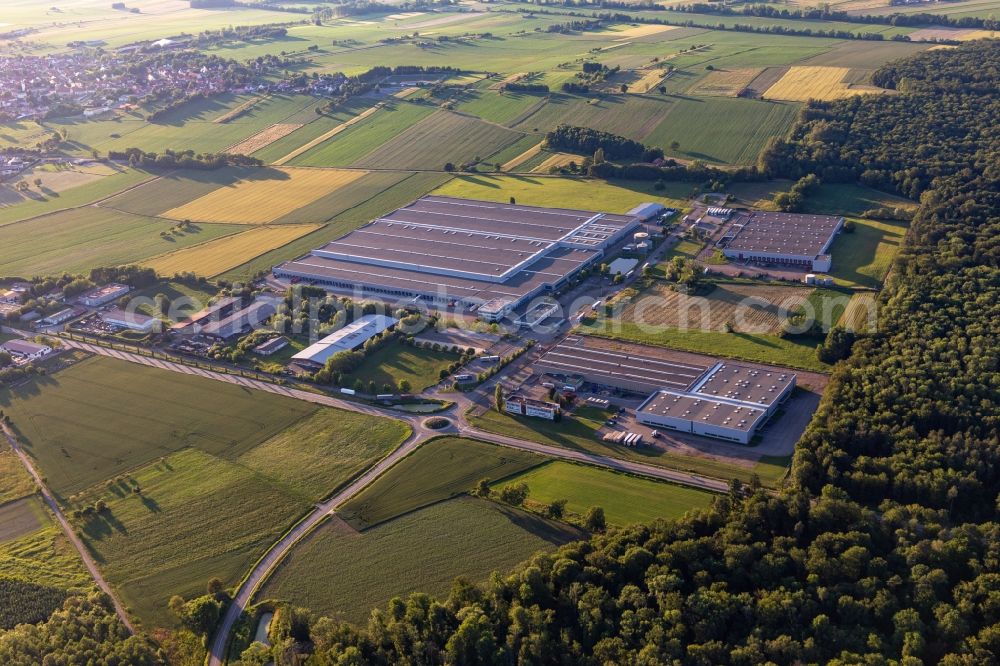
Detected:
left=717, top=211, right=843, bottom=272
left=535, top=336, right=796, bottom=444
left=274, top=196, right=641, bottom=320
left=534, top=335, right=713, bottom=394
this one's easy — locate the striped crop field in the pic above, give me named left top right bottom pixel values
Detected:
left=142, top=224, right=321, bottom=276
left=688, top=68, right=765, bottom=96
left=160, top=168, right=367, bottom=224
left=225, top=123, right=302, bottom=156
left=764, top=66, right=886, bottom=101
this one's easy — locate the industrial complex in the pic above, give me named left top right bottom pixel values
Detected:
left=274, top=195, right=642, bottom=321
left=717, top=211, right=844, bottom=272
left=535, top=336, right=796, bottom=444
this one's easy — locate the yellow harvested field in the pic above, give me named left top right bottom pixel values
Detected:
left=143, top=224, right=321, bottom=276
left=532, top=152, right=581, bottom=173
left=490, top=73, right=526, bottom=90
left=272, top=105, right=381, bottom=166
left=689, top=68, right=764, bottom=97
left=591, top=24, right=677, bottom=40
left=630, top=68, right=668, bottom=94
left=393, top=87, right=420, bottom=99
left=226, top=124, right=303, bottom=156
left=501, top=140, right=544, bottom=171
left=909, top=27, right=997, bottom=42
left=162, top=168, right=367, bottom=224
left=764, top=66, right=884, bottom=102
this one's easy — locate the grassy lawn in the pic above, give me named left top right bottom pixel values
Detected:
left=344, top=341, right=460, bottom=392
left=495, top=461, right=716, bottom=527
left=261, top=496, right=585, bottom=625
left=338, top=437, right=544, bottom=530
left=581, top=322, right=830, bottom=373
left=431, top=174, right=691, bottom=213
left=131, top=279, right=219, bottom=322
left=471, top=406, right=789, bottom=487
left=73, top=448, right=310, bottom=629
left=237, top=409, right=411, bottom=501
left=0, top=356, right=318, bottom=498
left=827, top=218, right=908, bottom=289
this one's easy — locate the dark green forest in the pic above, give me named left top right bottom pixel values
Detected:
left=1, top=42, right=997, bottom=666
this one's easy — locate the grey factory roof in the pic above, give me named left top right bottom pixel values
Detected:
left=535, top=335, right=713, bottom=393
left=691, top=362, right=796, bottom=408
left=293, top=314, right=398, bottom=366
left=638, top=389, right=766, bottom=432
left=384, top=195, right=635, bottom=242
left=724, top=212, right=842, bottom=257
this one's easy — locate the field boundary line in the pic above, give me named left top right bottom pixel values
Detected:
left=1, top=422, right=135, bottom=633
left=500, top=139, right=544, bottom=171
left=272, top=104, right=383, bottom=166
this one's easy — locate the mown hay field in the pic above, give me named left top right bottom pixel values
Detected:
left=262, top=497, right=584, bottom=625
left=688, top=68, right=765, bottom=96
left=161, top=167, right=368, bottom=224
left=0, top=498, right=46, bottom=544
left=338, top=437, right=544, bottom=530
left=531, top=152, right=581, bottom=173
left=225, top=123, right=302, bottom=155
left=432, top=174, right=689, bottom=212
left=842, top=292, right=878, bottom=333
left=764, top=66, right=885, bottom=101
left=619, top=282, right=814, bottom=335
left=496, top=461, right=714, bottom=527
left=0, top=207, right=241, bottom=278
left=142, top=224, right=321, bottom=277
left=351, top=111, right=525, bottom=170
left=0, top=355, right=317, bottom=496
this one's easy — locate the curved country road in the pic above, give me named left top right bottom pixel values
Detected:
left=46, top=337, right=729, bottom=664
left=1, top=422, right=135, bottom=633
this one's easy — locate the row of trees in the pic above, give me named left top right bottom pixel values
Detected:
left=107, top=147, right=262, bottom=170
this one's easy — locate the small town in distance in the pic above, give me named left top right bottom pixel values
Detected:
left=0, top=2, right=994, bottom=664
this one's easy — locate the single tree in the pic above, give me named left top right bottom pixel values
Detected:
left=585, top=506, right=606, bottom=532
left=547, top=498, right=568, bottom=520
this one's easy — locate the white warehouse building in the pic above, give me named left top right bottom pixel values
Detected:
left=291, top=314, right=398, bottom=368
left=718, top=211, right=844, bottom=273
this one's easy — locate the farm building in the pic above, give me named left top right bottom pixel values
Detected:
left=0, top=339, right=51, bottom=361
left=253, top=336, right=289, bottom=356
left=274, top=196, right=642, bottom=321
left=291, top=314, right=398, bottom=368
left=100, top=308, right=161, bottom=333
left=535, top=336, right=796, bottom=444
left=717, top=211, right=843, bottom=272
left=170, top=296, right=241, bottom=335
left=78, top=283, right=131, bottom=307
left=200, top=298, right=280, bottom=341
left=504, top=395, right=560, bottom=421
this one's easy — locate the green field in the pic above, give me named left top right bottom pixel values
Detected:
left=343, top=342, right=459, bottom=393
left=261, top=496, right=584, bottom=625
left=50, top=94, right=325, bottom=157
left=0, top=442, right=36, bottom=506
left=472, top=405, right=791, bottom=486
left=0, top=207, right=243, bottom=279
left=495, top=461, right=716, bottom=526
left=644, top=98, right=800, bottom=164
left=291, top=101, right=435, bottom=167
left=0, top=523, right=90, bottom=590
left=432, top=174, right=691, bottom=213
left=130, top=280, right=219, bottom=322
left=73, top=448, right=311, bottom=627
left=338, top=437, right=544, bottom=530
left=352, top=110, right=525, bottom=170
left=0, top=356, right=318, bottom=497
left=237, top=409, right=410, bottom=501
left=0, top=167, right=152, bottom=227
left=455, top=90, right=548, bottom=126
left=511, top=94, right=673, bottom=141
left=583, top=322, right=830, bottom=372
left=0, top=498, right=47, bottom=544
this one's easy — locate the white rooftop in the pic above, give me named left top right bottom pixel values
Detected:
left=292, top=314, right=398, bottom=366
